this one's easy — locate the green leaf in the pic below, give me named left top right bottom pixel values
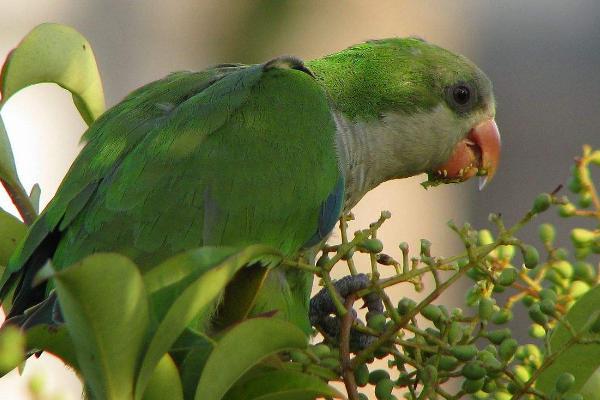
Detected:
left=29, top=183, right=41, bottom=214
left=223, top=369, right=344, bottom=400
left=25, top=324, right=78, bottom=370
left=135, top=245, right=281, bottom=400
left=0, top=23, right=105, bottom=125
left=195, top=318, right=308, bottom=400
left=0, top=115, right=19, bottom=188
left=537, top=285, right=600, bottom=397
left=0, top=206, right=26, bottom=268
left=52, top=253, right=149, bottom=400
left=142, top=354, right=183, bottom=400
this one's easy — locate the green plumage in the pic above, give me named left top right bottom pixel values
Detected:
left=2, top=61, right=339, bottom=331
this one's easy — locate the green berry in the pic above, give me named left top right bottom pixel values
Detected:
left=567, top=176, right=583, bottom=193
left=559, top=203, right=577, bottom=217
left=367, top=313, right=387, bottom=332
left=462, top=378, right=485, bottom=394
left=521, top=295, right=536, bottom=307
left=375, top=378, right=394, bottom=399
left=438, top=355, right=459, bottom=371
left=354, top=363, right=369, bottom=387
left=538, top=223, right=556, bottom=244
left=514, top=365, right=531, bottom=384
left=478, top=229, right=494, bottom=246
left=482, top=355, right=503, bottom=375
left=358, top=394, right=369, bottom=400
left=421, top=304, right=443, bottom=323
left=360, top=238, right=384, bottom=253
left=462, top=361, right=486, bottom=380
left=397, top=297, right=416, bottom=315
left=369, top=369, right=390, bottom=385
left=451, top=345, right=478, bottom=361
left=478, top=297, right=496, bottom=320
left=573, top=261, right=595, bottom=283
left=289, top=350, right=309, bottom=364
left=499, top=338, right=518, bottom=361
left=522, top=245, right=540, bottom=269
left=590, top=150, right=600, bottom=165
left=539, top=288, right=558, bottom=302
left=532, top=193, right=552, bottom=213
left=487, top=328, right=511, bottom=345
left=447, top=321, right=464, bottom=345
left=497, top=245, right=516, bottom=261
left=312, top=344, right=331, bottom=358
left=555, top=372, right=575, bottom=393
left=553, top=260, right=574, bottom=279
left=497, top=267, right=518, bottom=286
left=578, top=192, right=593, bottom=208
left=569, top=281, right=591, bottom=299
left=529, top=324, right=546, bottom=339
left=571, top=228, right=597, bottom=247
left=528, top=303, right=548, bottom=325
left=539, top=299, right=556, bottom=315
left=320, top=357, right=339, bottom=369
left=491, top=309, right=513, bottom=325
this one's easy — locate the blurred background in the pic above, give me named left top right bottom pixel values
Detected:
left=1, top=0, right=599, bottom=398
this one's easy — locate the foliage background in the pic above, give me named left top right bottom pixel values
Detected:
left=0, top=1, right=599, bottom=398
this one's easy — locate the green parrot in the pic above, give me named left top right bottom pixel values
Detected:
left=0, top=37, right=500, bottom=334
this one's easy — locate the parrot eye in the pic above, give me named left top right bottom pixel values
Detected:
left=453, top=86, right=470, bottom=105
left=446, top=82, right=477, bottom=113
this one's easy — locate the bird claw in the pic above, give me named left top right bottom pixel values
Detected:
left=309, top=273, right=384, bottom=351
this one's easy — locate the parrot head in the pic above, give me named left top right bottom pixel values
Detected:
left=307, top=37, right=501, bottom=206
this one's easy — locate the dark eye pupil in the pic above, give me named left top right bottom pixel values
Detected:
left=453, top=86, right=470, bottom=105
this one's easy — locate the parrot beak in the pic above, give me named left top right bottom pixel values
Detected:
left=431, top=119, right=501, bottom=190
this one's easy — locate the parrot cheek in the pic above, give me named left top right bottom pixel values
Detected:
left=430, top=119, right=501, bottom=187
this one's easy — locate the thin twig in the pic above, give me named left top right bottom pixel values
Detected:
left=340, top=294, right=359, bottom=400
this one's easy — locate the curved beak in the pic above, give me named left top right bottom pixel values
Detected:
left=431, top=119, right=501, bottom=190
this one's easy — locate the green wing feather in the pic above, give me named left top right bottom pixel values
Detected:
left=1, top=59, right=340, bottom=331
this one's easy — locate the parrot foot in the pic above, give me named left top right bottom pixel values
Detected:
left=309, top=273, right=383, bottom=351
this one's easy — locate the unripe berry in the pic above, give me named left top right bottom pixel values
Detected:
left=497, top=267, right=518, bottom=286
left=462, top=378, right=485, bottom=393
left=559, top=203, right=577, bottom=217
left=360, top=238, right=384, bottom=253
left=539, top=299, right=556, bottom=315
left=367, top=313, right=387, bottom=332
left=478, top=297, right=496, bottom=320
left=529, top=324, right=546, bottom=339
left=491, top=309, right=513, bottom=325
left=571, top=228, right=597, bottom=247
left=522, top=245, right=539, bottom=269
left=374, top=378, right=394, bottom=399
left=569, top=281, right=591, bottom=299
left=532, top=193, right=551, bottom=213
left=573, top=261, right=595, bottom=283
left=487, top=328, right=511, bottom=345
left=354, top=363, right=369, bottom=387
left=421, top=304, right=442, bottom=323
left=538, top=223, right=556, bottom=244
left=397, top=297, right=416, bottom=315
left=438, top=355, right=459, bottom=371
left=0, top=326, right=24, bottom=374
left=478, top=229, right=494, bottom=246
left=578, top=192, right=593, bottom=208
left=462, top=361, right=486, bottom=380
left=553, top=260, right=574, bottom=279
left=499, top=338, right=518, bottom=361
left=555, top=372, right=575, bottom=393
left=451, top=345, right=478, bottom=361
left=529, top=304, right=548, bottom=325
left=368, top=369, right=390, bottom=385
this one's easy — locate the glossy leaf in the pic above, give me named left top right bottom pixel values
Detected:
left=195, top=318, right=308, bottom=400
left=52, top=253, right=149, bottom=400
left=25, top=324, right=78, bottom=369
left=135, top=245, right=281, bottom=400
left=537, top=285, right=600, bottom=398
left=0, top=115, right=19, bottom=188
left=223, top=369, right=344, bottom=400
left=0, top=23, right=105, bottom=124
left=0, top=206, right=26, bottom=268
left=29, top=183, right=41, bottom=214
left=142, top=354, right=183, bottom=400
